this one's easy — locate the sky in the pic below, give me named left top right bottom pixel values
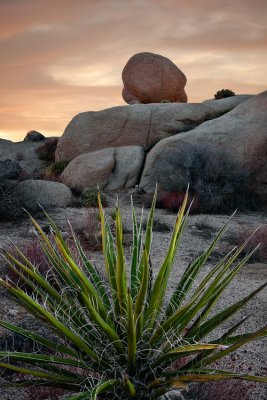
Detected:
left=0, top=0, right=266, bottom=142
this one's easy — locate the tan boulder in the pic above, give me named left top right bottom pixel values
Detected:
left=56, top=103, right=207, bottom=162
left=61, top=146, right=144, bottom=192
left=122, top=52, right=187, bottom=104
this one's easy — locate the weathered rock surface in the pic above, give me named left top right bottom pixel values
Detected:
left=140, top=90, right=267, bottom=205
left=122, top=52, right=187, bottom=104
left=61, top=146, right=144, bottom=192
left=203, top=94, right=253, bottom=119
left=56, top=103, right=208, bottom=161
left=0, top=138, right=55, bottom=178
left=16, top=180, right=73, bottom=210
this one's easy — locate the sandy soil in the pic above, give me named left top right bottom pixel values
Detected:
left=0, top=199, right=266, bottom=399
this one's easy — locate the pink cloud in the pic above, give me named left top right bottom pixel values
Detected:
left=0, top=0, right=266, bottom=141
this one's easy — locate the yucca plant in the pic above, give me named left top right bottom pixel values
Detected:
left=0, top=189, right=266, bottom=399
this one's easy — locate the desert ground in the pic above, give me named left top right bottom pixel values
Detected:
left=0, top=196, right=266, bottom=399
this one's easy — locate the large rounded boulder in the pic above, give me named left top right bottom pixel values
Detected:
left=140, top=91, right=267, bottom=207
left=122, top=52, right=187, bottom=104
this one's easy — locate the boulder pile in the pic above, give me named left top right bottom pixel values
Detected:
left=1, top=52, right=266, bottom=213
left=56, top=90, right=267, bottom=209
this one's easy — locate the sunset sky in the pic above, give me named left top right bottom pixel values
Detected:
left=0, top=0, right=266, bottom=142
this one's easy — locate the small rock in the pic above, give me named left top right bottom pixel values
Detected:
left=0, top=159, right=22, bottom=180
left=8, top=309, right=19, bottom=316
left=24, top=130, right=45, bottom=142
left=16, top=180, right=73, bottom=211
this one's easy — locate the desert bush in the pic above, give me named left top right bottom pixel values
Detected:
left=0, top=190, right=266, bottom=399
left=214, top=89, right=235, bottom=99
left=75, top=209, right=102, bottom=252
left=48, top=160, right=69, bottom=175
left=160, top=99, right=175, bottom=103
left=81, top=188, right=107, bottom=208
left=0, top=159, right=22, bottom=180
left=0, top=179, right=23, bottom=221
left=143, top=191, right=199, bottom=213
left=109, top=209, right=117, bottom=221
left=155, top=143, right=254, bottom=213
left=161, top=191, right=200, bottom=213
left=35, top=138, right=58, bottom=162
left=5, top=236, right=53, bottom=290
left=43, top=160, right=69, bottom=181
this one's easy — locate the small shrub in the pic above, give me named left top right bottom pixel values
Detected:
left=0, top=159, right=22, bottom=180
left=75, top=209, right=102, bottom=252
left=109, top=209, right=117, bottom=221
left=81, top=188, right=107, bottom=208
left=4, top=234, right=86, bottom=293
left=0, top=179, right=23, bottom=221
left=153, top=143, right=255, bottom=213
left=214, top=89, right=235, bottom=99
left=161, top=191, right=200, bottom=213
left=0, top=190, right=266, bottom=399
left=35, top=138, right=58, bottom=161
left=160, top=99, right=175, bottom=103
left=5, top=236, right=56, bottom=291
left=43, top=160, right=69, bottom=181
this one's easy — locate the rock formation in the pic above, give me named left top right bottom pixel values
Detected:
left=56, top=95, right=252, bottom=163
left=56, top=103, right=210, bottom=162
left=2, top=87, right=265, bottom=212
